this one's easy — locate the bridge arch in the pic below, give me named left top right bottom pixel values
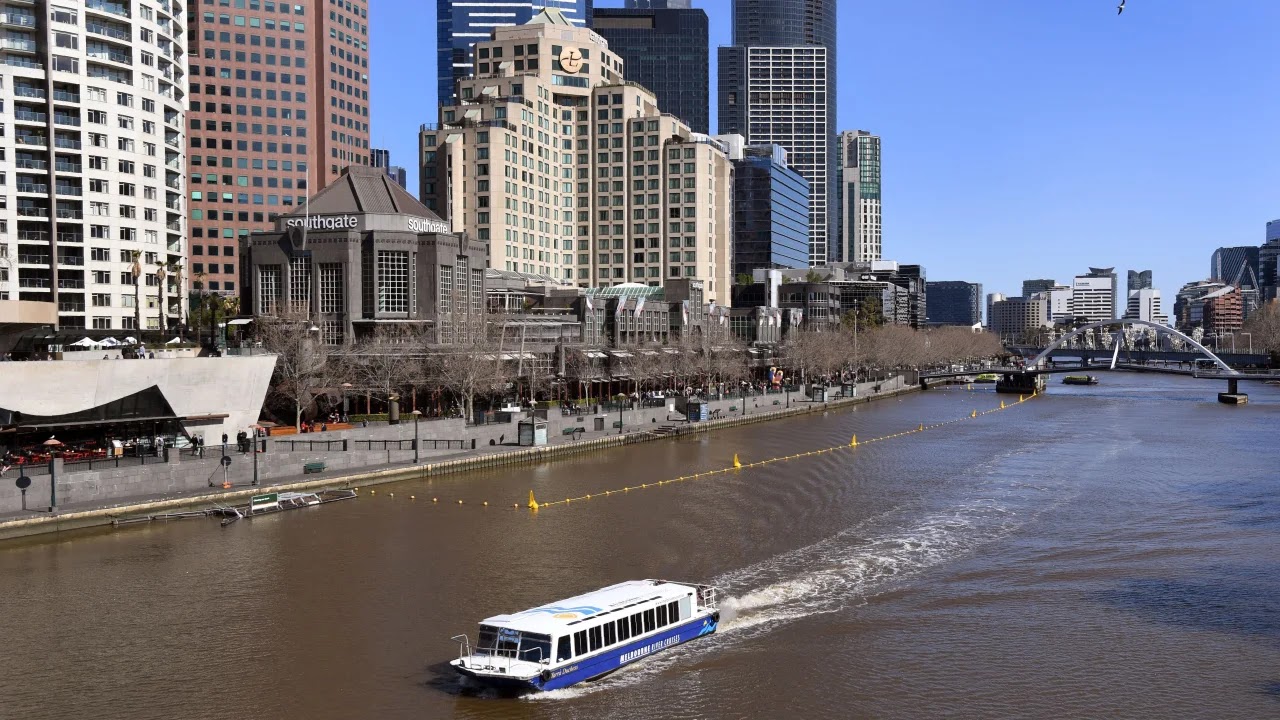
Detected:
left=1027, top=319, right=1239, bottom=375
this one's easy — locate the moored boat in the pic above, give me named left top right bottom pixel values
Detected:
left=974, top=373, right=999, bottom=383
left=450, top=579, right=719, bottom=692
left=1062, top=375, right=1099, bottom=386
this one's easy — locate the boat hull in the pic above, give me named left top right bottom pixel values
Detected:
left=455, top=613, right=718, bottom=693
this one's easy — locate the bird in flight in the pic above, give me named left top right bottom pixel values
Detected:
left=1117, top=0, right=1125, bottom=14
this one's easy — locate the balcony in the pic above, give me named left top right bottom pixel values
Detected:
left=16, top=158, right=48, bottom=170
left=14, top=85, right=45, bottom=99
left=15, top=109, right=47, bottom=123
left=55, top=185, right=82, bottom=197
left=87, top=48, right=132, bottom=65
left=55, top=162, right=83, bottom=173
left=86, top=22, right=131, bottom=41
left=86, top=0, right=130, bottom=19
left=0, top=13, right=37, bottom=28
left=54, top=138, right=82, bottom=150
left=58, top=279, right=86, bottom=289
left=17, top=206, right=49, bottom=218
left=1, top=38, right=36, bottom=52
left=17, top=182, right=48, bottom=194
left=54, top=114, right=81, bottom=127
left=55, top=208, right=83, bottom=219
left=17, top=254, right=50, bottom=265
left=52, top=90, right=81, bottom=103
left=166, top=220, right=182, bottom=231
left=18, top=230, right=49, bottom=242
left=57, top=232, right=84, bottom=244
left=58, top=302, right=86, bottom=313
left=57, top=255, right=85, bottom=266
left=16, top=135, right=48, bottom=147
left=18, top=278, right=50, bottom=289
left=2, top=56, right=42, bottom=70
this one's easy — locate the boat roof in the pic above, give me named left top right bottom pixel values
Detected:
left=480, top=580, right=696, bottom=636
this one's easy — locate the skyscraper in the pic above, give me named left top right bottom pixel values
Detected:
left=592, top=1, right=709, bottom=134
left=1127, top=269, right=1152, bottom=294
left=421, top=10, right=735, bottom=301
left=435, top=0, right=592, bottom=106
left=186, top=0, right=372, bottom=295
left=719, top=138, right=809, bottom=277
left=1022, top=278, right=1056, bottom=298
left=718, top=0, right=837, bottom=266
left=837, top=131, right=881, bottom=264
left=1070, top=268, right=1118, bottom=322
left=1, top=0, right=189, bottom=331
left=1210, top=246, right=1261, bottom=288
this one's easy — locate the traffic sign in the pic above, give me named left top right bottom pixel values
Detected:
left=221, top=455, right=232, bottom=467
left=15, top=476, right=31, bottom=490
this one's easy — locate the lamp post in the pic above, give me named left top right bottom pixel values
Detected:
left=1241, top=332, right=1252, bottom=354
left=43, top=436, right=63, bottom=512
left=618, top=396, right=623, bottom=435
left=250, top=424, right=260, bottom=486
left=412, top=410, right=422, bottom=463
left=340, top=382, right=352, bottom=421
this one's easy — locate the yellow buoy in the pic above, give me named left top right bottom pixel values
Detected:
left=433, top=497, right=438, bottom=503
left=370, top=489, right=376, bottom=495
left=733, top=453, right=742, bottom=469
left=457, top=499, right=463, bottom=505
left=483, top=501, right=488, bottom=507
left=1000, top=400, right=1006, bottom=409
left=410, top=495, right=415, bottom=500
left=1019, top=395, right=1025, bottom=402
left=528, top=490, right=540, bottom=511
left=971, top=410, right=977, bottom=419
left=918, top=424, right=924, bottom=432
left=389, top=493, right=394, bottom=498
left=850, top=434, right=858, bottom=447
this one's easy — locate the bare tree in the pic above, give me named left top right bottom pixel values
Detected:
left=1243, top=299, right=1280, bottom=354
left=427, top=315, right=507, bottom=422
left=257, top=312, right=330, bottom=430
left=338, top=324, right=422, bottom=410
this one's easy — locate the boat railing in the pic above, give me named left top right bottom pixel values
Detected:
left=452, top=634, right=543, bottom=674
left=650, top=579, right=720, bottom=611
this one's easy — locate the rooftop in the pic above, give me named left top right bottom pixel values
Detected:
left=284, top=166, right=442, bottom=220
left=479, top=580, right=695, bottom=635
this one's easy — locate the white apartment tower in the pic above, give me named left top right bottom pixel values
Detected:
left=838, top=129, right=880, bottom=264
left=0, top=0, right=188, bottom=331
left=420, top=10, right=735, bottom=303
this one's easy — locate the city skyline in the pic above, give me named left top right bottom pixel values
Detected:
left=372, top=0, right=1280, bottom=297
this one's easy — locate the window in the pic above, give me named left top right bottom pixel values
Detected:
left=572, top=630, right=587, bottom=657
left=319, top=263, right=343, bottom=313
left=630, top=613, right=642, bottom=638
left=644, top=609, right=656, bottom=633
left=603, top=622, right=617, bottom=647
left=588, top=625, right=602, bottom=652
left=288, top=256, right=311, bottom=312
left=258, top=265, right=281, bottom=315
left=656, top=604, right=667, bottom=627
left=376, top=250, right=409, bottom=313
left=556, top=636, right=571, bottom=662
left=616, top=617, right=630, bottom=642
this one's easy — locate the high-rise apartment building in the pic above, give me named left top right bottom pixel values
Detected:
left=718, top=138, right=808, bottom=277
left=1021, top=278, right=1056, bottom=299
left=371, top=147, right=406, bottom=188
left=1210, top=246, right=1261, bottom=289
left=592, top=1, right=709, bottom=134
left=837, top=130, right=881, bottom=264
left=435, top=0, right=591, bottom=106
left=986, top=292, right=1006, bottom=327
left=925, top=281, right=982, bottom=326
left=0, top=0, right=188, bottom=331
left=990, top=297, right=1047, bottom=340
left=1123, top=287, right=1169, bottom=326
left=185, top=0, right=371, bottom=295
left=1127, top=269, right=1152, bottom=295
left=420, top=10, right=735, bottom=302
left=718, top=0, right=837, bottom=266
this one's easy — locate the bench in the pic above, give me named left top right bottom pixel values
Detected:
left=303, top=461, right=326, bottom=474
left=773, top=400, right=781, bottom=405
left=612, top=421, right=623, bottom=428
left=561, top=427, right=584, bottom=436
left=728, top=406, right=738, bottom=412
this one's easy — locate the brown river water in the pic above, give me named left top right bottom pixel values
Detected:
left=2, top=374, right=1278, bottom=719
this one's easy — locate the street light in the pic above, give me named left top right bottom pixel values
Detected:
left=412, top=410, right=422, bottom=463
left=1241, top=332, right=1252, bottom=354
left=43, top=435, right=63, bottom=512
left=340, top=382, right=353, bottom=421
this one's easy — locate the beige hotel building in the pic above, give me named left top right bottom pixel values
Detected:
left=419, top=9, right=733, bottom=303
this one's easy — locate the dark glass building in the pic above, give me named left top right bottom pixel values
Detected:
left=1210, top=247, right=1260, bottom=288
left=592, top=2, right=709, bottom=134
left=435, top=0, right=592, bottom=105
left=926, top=281, right=983, bottom=326
left=718, top=0, right=838, bottom=265
left=731, top=145, right=810, bottom=278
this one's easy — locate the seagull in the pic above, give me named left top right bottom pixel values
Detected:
left=1117, top=0, right=1125, bottom=14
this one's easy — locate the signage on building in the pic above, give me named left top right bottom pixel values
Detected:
left=286, top=215, right=358, bottom=230
left=408, top=217, right=449, bottom=234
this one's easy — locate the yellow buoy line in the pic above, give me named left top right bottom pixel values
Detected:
left=527, top=392, right=1036, bottom=511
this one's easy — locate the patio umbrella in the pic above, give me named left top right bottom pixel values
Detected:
left=165, top=337, right=182, bottom=345
left=123, top=336, right=138, bottom=345
left=69, top=337, right=99, bottom=348
left=43, top=436, right=63, bottom=448
left=99, top=337, right=121, bottom=347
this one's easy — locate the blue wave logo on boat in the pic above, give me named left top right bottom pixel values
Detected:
left=696, top=619, right=717, bottom=637
left=516, top=604, right=603, bottom=618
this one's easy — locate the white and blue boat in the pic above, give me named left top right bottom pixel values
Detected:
left=450, top=579, right=720, bottom=692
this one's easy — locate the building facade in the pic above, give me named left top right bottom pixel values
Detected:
left=435, top=0, right=591, bottom=106
left=1070, top=268, right=1117, bottom=322
left=925, top=281, right=982, bottom=326
left=592, top=2, right=709, bottom=134
left=1021, top=278, right=1055, bottom=298
left=186, top=0, right=371, bottom=295
left=421, top=10, right=735, bottom=303
left=1202, top=288, right=1243, bottom=339
left=1126, top=269, right=1152, bottom=294
left=243, top=166, right=484, bottom=345
left=837, top=130, right=881, bottom=264
left=1173, top=280, right=1227, bottom=331
left=985, top=292, right=1005, bottom=328
left=1122, top=287, right=1169, bottom=326
left=0, top=0, right=189, bottom=331
left=718, top=0, right=837, bottom=266
left=990, top=297, right=1047, bottom=340
left=724, top=140, right=808, bottom=278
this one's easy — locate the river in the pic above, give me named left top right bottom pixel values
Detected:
left=2, top=374, right=1278, bottom=719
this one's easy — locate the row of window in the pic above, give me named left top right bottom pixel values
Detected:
left=562, top=600, right=683, bottom=661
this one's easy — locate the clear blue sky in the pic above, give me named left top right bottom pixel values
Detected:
left=371, top=0, right=1280, bottom=300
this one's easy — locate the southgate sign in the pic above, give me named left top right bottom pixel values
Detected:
left=284, top=214, right=450, bottom=234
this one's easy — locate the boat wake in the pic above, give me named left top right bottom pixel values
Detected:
left=528, top=445, right=1093, bottom=702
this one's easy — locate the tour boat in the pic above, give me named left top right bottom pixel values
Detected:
left=974, top=373, right=999, bottom=383
left=1061, top=375, right=1099, bottom=386
left=450, top=579, right=720, bottom=692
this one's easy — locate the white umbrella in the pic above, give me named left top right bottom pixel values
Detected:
left=99, top=337, right=121, bottom=347
left=69, top=337, right=99, bottom=348
left=165, top=337, right=182, bottom=345
left=123, top=336, right=138, bottom=345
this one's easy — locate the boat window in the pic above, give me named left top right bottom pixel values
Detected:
left=588, top=625, right=603, bottom=651
left=617, top=617, right=630, bottom=642
left=643, top=608, right=656, bottom=633
left=520, top=633, right=551, bottom=663
left=573, top=630, right=587, bottom=656
left=477, top=625, right=499, bottom=650
left=668, top=600, right=681, bottom=622
left=556, top=636, right=572, bottom=662
left=656, top=604, right=668, bottom=626
left=604, top=621, right=617, bottom=646
left=497, top=628, right=520, bottom=655
left=630, top=613, right=643, bottom=637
